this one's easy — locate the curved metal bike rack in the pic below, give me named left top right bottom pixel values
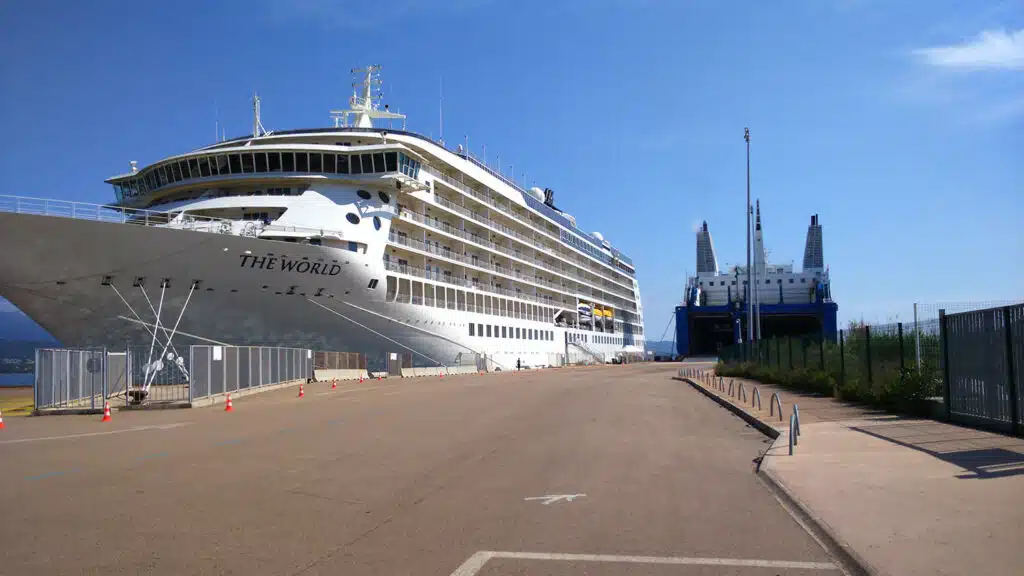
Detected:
left=737, top=381, right=747, bottom=402
left=789, top=413, right=797, bottom=455
left=770, top=392, right=783, bottom=422
left=752, top=387, right=762, bottom=410
left=792, top=404, right=801, bottom=438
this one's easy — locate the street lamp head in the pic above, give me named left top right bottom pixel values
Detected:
left=744, top=127, right=750, bottom=142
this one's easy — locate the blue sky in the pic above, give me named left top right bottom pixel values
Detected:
left=1, top=0, right=1021, bottom=339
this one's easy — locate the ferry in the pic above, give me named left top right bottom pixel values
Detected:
left=0, top=66, right=646, bottom=371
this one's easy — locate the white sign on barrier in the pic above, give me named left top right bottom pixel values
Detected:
left=213, top=346, right=222, bottom=361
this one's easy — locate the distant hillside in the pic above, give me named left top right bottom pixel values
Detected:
left=0, top=309, right=58, bottom=343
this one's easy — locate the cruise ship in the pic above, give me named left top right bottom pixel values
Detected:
left=0, top=66, right=645, bottom=371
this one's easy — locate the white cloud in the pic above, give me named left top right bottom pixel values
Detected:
left=914, top=29, right=1024, bottom=70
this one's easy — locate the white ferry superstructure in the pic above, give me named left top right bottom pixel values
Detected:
left=0, top=66, right=645, bottom=369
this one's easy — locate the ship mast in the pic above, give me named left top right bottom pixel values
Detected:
left=329, top=65, right=407, bottom=129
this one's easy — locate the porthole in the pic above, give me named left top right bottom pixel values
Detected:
left=357, top=189, right=371, bottom=200
left=346, top=213, right=360, bottom=225
left=378, top=191, right=391, bottom=204
left=373, top=216, right=381, bottom=230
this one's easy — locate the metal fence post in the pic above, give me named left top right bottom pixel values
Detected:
left=898, top=322, right=905, bottom=388
left=939, top=309, right=951, bottom=421
left=839, top=329, right=846, bottom=389
left=1003, top=306, right=1019, bottom=434
left=865, top=325, right=873, bottom=384
left=914, top=302, right=921, bottom=372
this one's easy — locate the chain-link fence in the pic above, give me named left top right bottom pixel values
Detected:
left=34, top=348, right=107, bottom=410
left=189, top=346, right=312, bottom=402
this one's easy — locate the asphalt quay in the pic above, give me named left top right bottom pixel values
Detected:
left=0, top=363, right=842, bottom=575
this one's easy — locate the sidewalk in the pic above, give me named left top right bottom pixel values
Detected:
left=683, top=370, right=1024, bottom=576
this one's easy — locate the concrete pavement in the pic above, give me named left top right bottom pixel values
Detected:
left=685, top=369, right=1024, bottom=576
left=0, top=364, right=842, bottom=575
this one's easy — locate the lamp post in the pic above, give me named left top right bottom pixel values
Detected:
left=745, top=128, right=752, bottom=343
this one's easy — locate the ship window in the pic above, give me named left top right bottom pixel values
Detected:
left=469, top=323, right=475, bottom=336
left=215, top=155, right=229, bottom=175
left=372, top=216, right=382, bottom=231
left=228, top=154, right=242, bottom=174
left=324, top=153, right=336, bottom=174
left=378, top=191, right=391, bottom=204
left=254, top=153, right=268, bottom=173
left=337, top=154, right=349, bottom=174
left=397, top=278, right=410, bottom=303
left=385, top=276, right=398, bottom=302
left=486, top=325, right=492, bottom=337
left=282, top=152, right=294, bottom=172
left=515, top=327, right=520, bottom=339
left=801, top=278, right=806, bottom=283
left=368, top=279, right=378, bottom=289
left=267, top=152, right=281, bottom=172
left=766, top=280, right=771, bottom=285
left=777, top=279, right=782, bottom=284
left=198, top=156, right=211, bottom=177
left=178, top=160, right=190, bottom=179
left=447, top=288, right=456, bottom=310
left=310, top=152, right=323, bottom=172
left=350, top=154, right=362, bottom=174
left=361, top=154, right=373, bottom=174
left=169, top=162, right=181, bottom=182
left=188, top=158, right=200, bottom=178
left=385, top=152, right=398, bottom=172
left=296, top=152, right=309, bottom=172
left=346, top=213, right=360, bottom=225
left=372, top=153, right=385, bottom=173
left=501, top=326, right=507, bottom=338
left=789, top=279, right=794, bottom=283
left=357, top=189, right=372, bottom=200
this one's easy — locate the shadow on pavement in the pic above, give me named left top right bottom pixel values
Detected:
left=849, top=420, right=1024, bottom=480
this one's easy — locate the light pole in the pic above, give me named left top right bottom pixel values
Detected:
left=745, top=128, right=752, bottom=343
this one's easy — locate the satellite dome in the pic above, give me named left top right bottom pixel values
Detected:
left=528, top=186, right=545, bottom=201
left=591, top=231, right=604, bottom=242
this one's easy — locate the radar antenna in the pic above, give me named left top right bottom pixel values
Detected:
left=329, top=65, right=406, bottom=129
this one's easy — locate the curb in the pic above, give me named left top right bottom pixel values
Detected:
left=674, top=377, right=779, bottom=439
left=678, top=375, right=876, bottom=576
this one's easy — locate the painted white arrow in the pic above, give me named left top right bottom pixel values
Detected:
left=523, top=493, right=586, bottom=505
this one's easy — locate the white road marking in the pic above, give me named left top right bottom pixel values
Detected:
left=0, top=422, right=190, bottom=445
left=449, top=550, right=839, bottom=576
left=524, top=493, right=586, bottom=505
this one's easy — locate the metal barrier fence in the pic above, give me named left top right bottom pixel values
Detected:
left=124, top=345, right=191, bottom=406
left=942, top=304, right=1023, bottom=435
left=189, top=346, right=312, bottom=402
left=314, top=351, right=366, bottom=370
left=34, top=348, right=107, bottom=410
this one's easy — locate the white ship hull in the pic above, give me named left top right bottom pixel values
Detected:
left=0, top=213, right=637, bottom=370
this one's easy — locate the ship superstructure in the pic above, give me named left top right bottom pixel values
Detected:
left=0, top=66, right=645, bottom=370
left=675, top=204, right=837, bottom=356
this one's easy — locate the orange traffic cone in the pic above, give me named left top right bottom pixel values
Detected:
left=0, top=408, right=5, bottom=429
left=298, top=384, right=305, bottom=398
left=359, top=375, right=364, bottom=384
left=101, top=401, right=112, bottom=422
left=224, top=394, right=234, bottom=412
left=439, top=372, right=444, bottom=379
left=377, top=375, right=382, bottom=381
left=331, top=379, right=337, bottom=389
